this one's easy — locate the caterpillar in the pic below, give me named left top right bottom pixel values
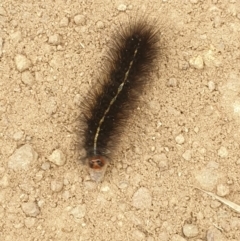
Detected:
left=81, top=19, right=159, bottom=181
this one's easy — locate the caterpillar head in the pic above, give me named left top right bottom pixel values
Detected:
left=87, top=155, right=109, bottom=182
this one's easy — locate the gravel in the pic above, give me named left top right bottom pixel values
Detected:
left=217, top=183, right=230, bottom=197
left=8, top=144, right=38, bottom=170
left=182, top=223, right=199, bottom=238
left=15, top=54, right=32, bottom=72
left=132, top=187, right=152, bottom=209
left=21, top=71, right=35, bottom=86
left=48, top=149, right=66, bottom=166
left=21, top=202, right=40, bottom=217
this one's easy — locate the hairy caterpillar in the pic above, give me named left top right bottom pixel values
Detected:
left=81, top=19, right=159, bottom=181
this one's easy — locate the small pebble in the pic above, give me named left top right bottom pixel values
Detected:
left=35, top=171, right=44, bottom=182
left=195, top=162, right=219, bottom=190
left=204, top=50, right=221, bottom=67
left=158, top=232, right=169, bottom=241
left=117, top=4, right=127, bottom=11
left=154, top=153, right=168, bottom=171
left=8, top=144, right=38, bottom=170
left=10, top=31, right=22, bottom=43
left=51, top=179, right=64, bottom=192
left=21, top=202, right=40, bottom=217
left=20, top=194, right=29, bottom=202
left=21, top=71, right=35, bottom=86
left=132, top=230, right=145, bottom=240
left=45, top=97, right=57, bottom=115
left=189, top=55, right=204, bottom=69
left=208, top=81, right=216, bottom=92
left=118, top=180, right=128, bottom=189
left=48, top=34, right=62, bottom=45
left=59, top=17, right=69, bottom=27
left=74, top=14, right=86, bottom=25
left=210, top=200, right=221, bottom=208
left=206, top=228, right=225, bottom=241
left=132, top=187, right=152, bottom=209
left=217, top=183, right=230, bottom=197
left=175, top=134, right=185, bottom=144
left=166, top=78, right=178, bottom=87
left=13, top=130, right=24, bottom=141
left=182, top=150, right=191, bottom=161
left=96, top=20, right=104, bottom=29
left=182, top=224, right=199, bottom=238
left=194, top=127, right=199, bottom=133
left=41, top=162, right=51, bottom=170
left=24, top=217, right=36, bottom=228
left=48, top=149, right=66, bottom=166
left=70, top=204, right=86, bottom=219
left=15, top=54, right=32, bottom=72
left=0, top=174, right=9, bottom=188
left=218, top=146, right=228, bottom=158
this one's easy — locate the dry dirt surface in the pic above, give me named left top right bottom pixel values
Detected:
left=1, top=0, right=240, bottom=240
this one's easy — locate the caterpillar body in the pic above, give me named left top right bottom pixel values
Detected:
left=82, top=20, right=159, bottom=181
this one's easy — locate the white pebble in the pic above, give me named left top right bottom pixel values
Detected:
left=21, top=71, right=35, bottom=86
left=74, top=14, right=86, bottom=25
left=0, top=174, right=9, bottom=188
left=132, top=230, right=145, bottom=240
left=41, top=162, right=50, bottom=170
left=10, top=31, right=22, bottom=43
left=21, top=202, right=40, bottom=217
left=189, top=55, right=204, bottom=69
left=70, top=204, right=86, bottom=219
left=51, top=179, right=64, bottom=192
left=195, top=162, right=219, bottom=190
left=204, top=50, right=221, bottom=67
left=182, top=224, right=199, bottom=238
left=15, top=54, right=32, bottom=72
left=118, top=180, right=128, bottom=189
left=96, top=20, right=104, bottom=29
left=24, top=217, right=36, bottom=228
left=182, top=150, right=191, bottom=161
left=13, top=130, right=24, bottom=141
left=48, top=34, right=62, bottom=45
left=117, top=4, right=127, bottom=11
left=218, top=146, right=228, bottom=158
left=45, top=97, right=57, bottom=115
left=207, top=228, right=225, bottom=241
left=166, top=78, right=178, bottom=87
left=35, top=171, right=44, bottom=182
left=48, top=149, right=66, bottom=166
left=208, top=81, right=216, bottom=92
left=154, top=154, right=168, bottom=171
left=8, top=144, right=38, bottom=170
left=217, top=183, right=230, bottom=197
left=132, top=187, right=152, bottom=209
left=59, top=17, right=69, bottom=27
left=175, top=134, right=185, bottom=144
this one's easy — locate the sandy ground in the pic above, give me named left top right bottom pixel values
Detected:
left=1, top=0, right=240, bottom=240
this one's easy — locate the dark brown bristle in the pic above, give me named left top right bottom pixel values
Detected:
left=81, top=20, right=159, bottom=180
